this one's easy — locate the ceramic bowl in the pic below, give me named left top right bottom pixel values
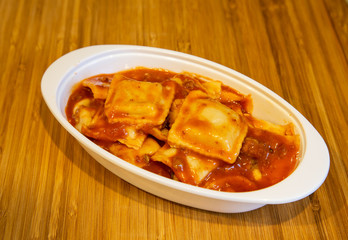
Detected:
left=41, top=45, right=330, bottom=213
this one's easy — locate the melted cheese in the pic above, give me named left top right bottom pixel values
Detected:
left=167, top=90, right=248, bottom=164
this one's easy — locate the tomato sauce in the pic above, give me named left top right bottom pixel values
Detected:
left=66, top=68, right=299, bottom=192
left=199, top=127, right=298, bottom=191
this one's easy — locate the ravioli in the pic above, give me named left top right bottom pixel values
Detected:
left=109, top=137, right=161, bottom=168
left=151, top=144, right=221, bottom=185
left=167, top=90, right=248, bottom=164
left=82, top=74, right=112, bottom=99
left=104, top=79, right=176, bottom=126
left=72, top=96, right=147, bottom=150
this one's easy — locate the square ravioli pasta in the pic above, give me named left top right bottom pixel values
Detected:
left=151, top=143, right=221, bottom=185
left=167, top=90, right=248, bottom=164
left=104, top=77, right=176, bottom=126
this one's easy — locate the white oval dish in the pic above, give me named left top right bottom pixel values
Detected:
left=41, top=45, right=330, bottom=213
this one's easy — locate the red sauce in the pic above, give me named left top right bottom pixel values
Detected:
left=142, top=161, right=173, bottom=179
left=199, top=127, right=298, bottom=192
left=66, top=68, right=299, bottom=192
left=66, top=85, right=94, bottom=126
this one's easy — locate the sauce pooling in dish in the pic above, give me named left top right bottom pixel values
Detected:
left=66, top=67, right=299, bottom=192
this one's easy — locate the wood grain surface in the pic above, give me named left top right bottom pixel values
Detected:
left=1, top=0, right=347, bottom=239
